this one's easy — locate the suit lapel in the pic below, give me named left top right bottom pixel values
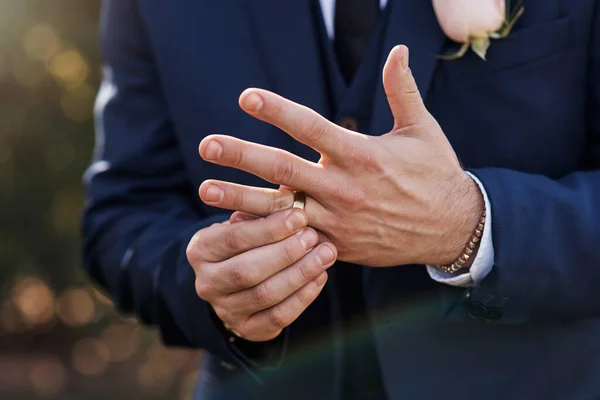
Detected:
left=243, top=0, right=329, bottom=162
left=370, top=0, right=447, bottom=135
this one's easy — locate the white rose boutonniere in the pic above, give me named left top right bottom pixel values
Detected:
left=433, top=0, right=525, bottom=60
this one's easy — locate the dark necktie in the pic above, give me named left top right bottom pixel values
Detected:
left=334, top=0, right=380, bottom=83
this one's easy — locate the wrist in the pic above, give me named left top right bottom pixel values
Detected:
left=434, top=173, right=485, bottom=266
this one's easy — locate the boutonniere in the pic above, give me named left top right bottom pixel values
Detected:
left=433, top=0, right=525, bottom=60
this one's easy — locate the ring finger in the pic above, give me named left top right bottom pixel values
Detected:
left=200, top=180, right=328, bottom=228
left=238, top=272, right=329, bottom=342
left=220, top=242, right=337, bottom=317
left=211, top=227, right=320, bottom=294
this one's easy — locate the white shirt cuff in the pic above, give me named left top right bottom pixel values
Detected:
left=426, top=172, right=495, bottom=287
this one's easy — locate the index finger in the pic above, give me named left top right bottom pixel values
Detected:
left=239, top=88, right=363, bottom=161
left=187, top=208, right=308, bottom=264
left=199, top=135, right=321, bottom=190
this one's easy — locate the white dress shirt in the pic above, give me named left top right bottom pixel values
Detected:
left=318, top=0, right=495, bottom=287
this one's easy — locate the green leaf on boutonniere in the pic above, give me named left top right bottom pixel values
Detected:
left=491, top=1, right=525, bottom=39
left=470, top=37, right=491, bottom=60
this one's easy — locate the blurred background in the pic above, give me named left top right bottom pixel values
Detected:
left=0, top=1, right=202, bottom=398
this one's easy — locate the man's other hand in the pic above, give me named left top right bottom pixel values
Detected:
left=186, top=208, right=337, bottom=342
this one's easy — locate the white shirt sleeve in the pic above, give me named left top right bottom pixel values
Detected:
left=426, top=173, right=494, bottom=287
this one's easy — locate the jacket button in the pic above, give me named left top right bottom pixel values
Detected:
left=340, top=117, right=359, bottom=131
left=466, top=301, right=488, bottom=320
left=466, top=301, right=503, bottom=321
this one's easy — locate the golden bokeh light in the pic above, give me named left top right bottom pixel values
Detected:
left=47, top=49, right=89, bottom=88
left=0, top=2, right=206, bottom=398
left=56, top=288, right=95, bottom=327
left=60, top=83, right=95, bottom=122
left=71, top=338, right=110, bottom=376
left=23, top=24, right=62, bottom=62
left=28, top=357, right=68, bottom=397
left=100, top=323, right=140, bottom=363
left=12, top=277, right=56, bottom=327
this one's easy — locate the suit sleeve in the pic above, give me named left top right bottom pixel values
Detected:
left=82, top=0, right=284, bottom=372
left=445, top=6, right=600, bottom=322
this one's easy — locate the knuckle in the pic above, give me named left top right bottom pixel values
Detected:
left=231, top=147, right=245, bottom=167
left=305, top=116, right=327, bottom=142
left=353, top=186, right=368, bottom=204
left=195, top=280, right=213, bottom=300
left=282, top=239, right=299, bottom=264
left=263, top=219, right=281, bottom=244
left=251, top=282, right=274, bottom=308
left=225, top=229, right=247, bottom=252
left=405, top=83, right=422, bottom=98
left=231, top=189, right=245, bottom=211
left=334, top=185, right=367, bottom=209
left=297, top=259, right=316, bottom=283
left=272, top=151, right=295, bottom=184
left=359, top=148, right=384, bottom=172
left=269, top=190, right=291, bottom=213
left=295, top=284, right=318, bottom=307
left=227, top=263, right=253, bottom=288
left=185, top=242, right=197, bottom=266
left=198, top=224, right=228, bottom=261
left=186, top=231, right=204, bottom=265
left=268, top=307, right=289, bottom=330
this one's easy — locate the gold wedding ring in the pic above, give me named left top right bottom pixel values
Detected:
left=292, top=191, right=306, bottom=210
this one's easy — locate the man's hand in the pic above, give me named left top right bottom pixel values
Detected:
left=186, top=209, right=337, bottom=342
left=198, top=45, right=484, bottom=267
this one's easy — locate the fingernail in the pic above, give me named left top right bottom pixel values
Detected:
left=242, top=92, right=263, bottom=113
left=286, top=210, right=307, bottom=231
left=401, top=46, right=409, bottom=71
left=205, top=184, right=224, bottom=202
left=316, top=245, right=335, bottom=266
left=299, top=229, right=318, bottom=250
left=204, top=140, right=223, bottom=160
left=315, top=272, right=328, bottom=286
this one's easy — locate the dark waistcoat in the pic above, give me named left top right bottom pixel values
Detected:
left=312, top=2, right=391, bottom=399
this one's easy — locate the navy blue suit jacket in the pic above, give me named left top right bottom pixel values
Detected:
left=83, top=0, right=600, bottom=398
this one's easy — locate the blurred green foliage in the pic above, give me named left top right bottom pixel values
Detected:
left=0, top=1, right=202, bottom=398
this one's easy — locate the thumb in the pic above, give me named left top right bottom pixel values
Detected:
left=383, top=45, right=428, bottom=130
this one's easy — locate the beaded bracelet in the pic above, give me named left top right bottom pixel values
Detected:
left=437, top=208, right=486, bottom=274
